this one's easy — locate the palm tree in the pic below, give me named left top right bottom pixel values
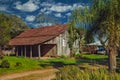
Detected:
left=68, top=6, right=94, bottom=53
left=69, top=0, right=120, bottom=72
left=89, top=0, right=120, bottom=72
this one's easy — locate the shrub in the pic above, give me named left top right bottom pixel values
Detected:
left=1, top=60, right=10, bottom=68
left=55, top=66, right=120, bottom=80
left=60, top=55, right=66, bottom=58
left=0, top=54, right=4, bottom=60
left=55, top=66, right=82, bottom=80
left=74, top=53, right=81, bottom=58
left=15, top=62, right=22, bottom=67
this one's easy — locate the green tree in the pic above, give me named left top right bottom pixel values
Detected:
left=69, top=0, right=120, bottom=72
left=89, top=0, right=120, bottom=72
left=0, top=13, right=29, bottom=54
left=0, top=14, right=11, bottom=54
left=67, top=22, right=77, bottom=57
left=68, top=6, right=93, bottom=54
left=91, top=0, right=120, bottom=72
left=0, top=13, right=29, bottom=38
left=10, top=15, right=29, bottom=38
left=76, top=27, right=86, bottom=53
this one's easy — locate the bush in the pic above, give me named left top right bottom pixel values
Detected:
left=55, top=66, right=120, bottom=80
left=74, top=53, right=81, bottom=58
left=55, top=66, right=81, bottom=80
left=15, top=62, right=22, bottom=67
left=60, top=55, right=66, bottom=58
left=1, top=60, right=10, bottom=68
left=0, top=54, right=4, bottom=60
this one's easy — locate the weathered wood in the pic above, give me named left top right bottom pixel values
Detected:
left=24, top=46, right=26, bottom=58
left=38, top=45, right=41, bottom=59
left=30, top=46, right=32, bottom=58
left=12, top=47, right=15, bottom=55
left=16, top=46, right=18, bottom=56
left=21, top=46, right=23, bottom=56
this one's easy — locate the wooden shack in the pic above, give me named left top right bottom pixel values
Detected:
left=9, top=24, right=70, bottom=58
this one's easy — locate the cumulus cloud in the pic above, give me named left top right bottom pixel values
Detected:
left=14, top=0, right=39, bottom=12
left=55, top=13, right=62, bottom=17
left=25, top=15, right=35, bottom=22
left=0, top=6, right=7, bottom=11
left=66, top=13, right=71, bottom=16
left=45, top=10, right=52, bottom=14
left=50, top=5, right=72, bottom=12
left=40, top=2, right=86, bottom=13
left=37, top=23, right=53, bottom=27
left=72, top=3, right=86, bottom=10
left=40, top=8, right=47, bottom=12
left=41, top=2, right=53, bottom=7
left=40, top=2, right=72, bottom=12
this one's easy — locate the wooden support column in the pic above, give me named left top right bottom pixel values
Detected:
left=24, top=46, right=26, bottom=58
left=38, top=45, right=41, bottom=59
left=30, top=45, right=32, bottom=58
left=21, top=46, right=23, bottom=56
left=16, top=46, right=18, bottom=56
left=12, top=46, right=15, bottom=55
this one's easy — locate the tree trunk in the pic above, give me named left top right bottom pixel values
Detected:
left=70, top=47, right=74, bottom=57
left=108, top=48, right=117, bottom=73
left=79, top=40, right=83, bottom=54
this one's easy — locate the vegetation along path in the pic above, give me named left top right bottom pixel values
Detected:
left=0, top=68, right=58, bottom=80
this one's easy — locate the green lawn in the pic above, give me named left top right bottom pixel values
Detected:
left=0, top=56, right=42, bottom=75
left=81, top=54, right=108, bottom=59
left=0, top=54, right=108, bottom=75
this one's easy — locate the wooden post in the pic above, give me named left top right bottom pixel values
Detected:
left=38, top=45, right=41, bottom=59
left=21, top=46, right=23, bottom=57
left=30, top=45, right=32, bottom=58
left=24, top=46, right=26, bottom=58
left=16, top=46, right=18, bottom=56
left=12, top=46, right=15, bottom=55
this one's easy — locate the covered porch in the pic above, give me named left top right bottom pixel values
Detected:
left=15, top=44, right=57, bottom=58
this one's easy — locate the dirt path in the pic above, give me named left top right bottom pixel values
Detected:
left=0, top=68, right=58, bottom=80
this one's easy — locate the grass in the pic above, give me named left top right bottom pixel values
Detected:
left=0, top=56, right=42, bottom=75
left=39, top=58, right=76, bottom=68
left=55, top=66, right=120, bottom=80
left=81, top=54, right=108, bottom=59
left=0, top=54, right=108, bottom=75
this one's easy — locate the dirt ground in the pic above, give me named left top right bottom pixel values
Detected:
left=0, top=68, right=58, bottom=80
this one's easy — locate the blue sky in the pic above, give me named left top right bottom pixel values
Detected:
left=0, top=0, right=89, bottom=28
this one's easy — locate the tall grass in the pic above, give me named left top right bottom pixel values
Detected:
left=55, top=66, right=120, bottom=80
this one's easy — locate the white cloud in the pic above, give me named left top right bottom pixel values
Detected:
left=40, top=2, right=72, bottom=12
left=72, top=3, right=87, bottom=10
left=39, top=2, right=87, bottom=14
left=36, top=23, right=53, bottom=27
left=40, top=8, right=47, bottom=12
left=55, top=13, right=62, bottom=17
left=50, top=5, right=72, bottom=12
left=0, top=6, right=7, bottom=11
left=41, top=2, right=53, bottom=7
left=45, top=11, right=51, bottom=14
left=66, top=13, right=71, bottom=16
left=14, top=0, right=39, bottom=12
left=25, top=15, right=35, bottom=22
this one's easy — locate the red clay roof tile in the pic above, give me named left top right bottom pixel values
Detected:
left=9, top=24, right=67, bottom=45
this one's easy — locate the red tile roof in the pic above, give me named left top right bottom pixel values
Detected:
left=9, top=24, right=67, bottom=45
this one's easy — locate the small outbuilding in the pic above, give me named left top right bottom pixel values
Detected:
left=9, top=24, right=70, bottom=58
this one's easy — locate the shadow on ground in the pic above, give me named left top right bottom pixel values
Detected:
left=38, top=57, right=108, bottom=69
